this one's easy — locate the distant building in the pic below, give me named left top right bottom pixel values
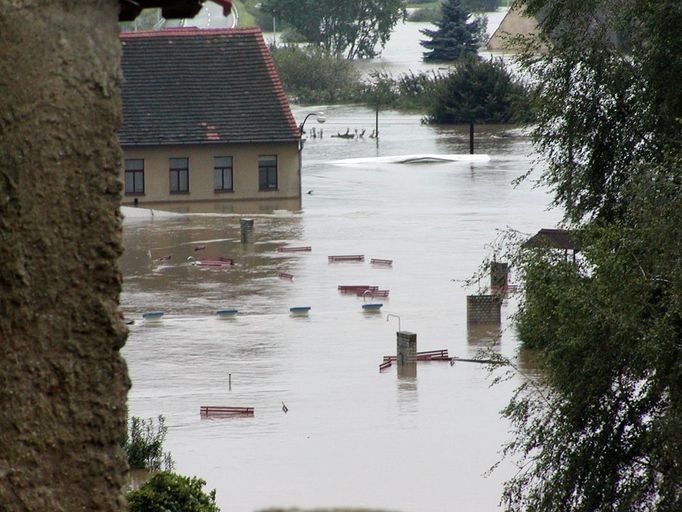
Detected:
left=119, top=28, right=301, bottom=210
left=487, top=1, right=540, bottom=52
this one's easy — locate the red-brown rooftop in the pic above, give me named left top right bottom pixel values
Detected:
left=119, top=27, right=299, bottom=146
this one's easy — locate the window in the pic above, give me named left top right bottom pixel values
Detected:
left=214, top=156, right=233, bottom=192
left=124, top=159, right=144, bottom=195
left=258, top=155, right=277, bottom=191
left=169, top=157, right=189, bottom=193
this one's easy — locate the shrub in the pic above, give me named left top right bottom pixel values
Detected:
left=123, top=415, right=174, bottom=471
left=127, top=472, right=220, bottom=512
left=361, top=70, right=445, bottom=111
left=270, top=45, right=363, bottom=104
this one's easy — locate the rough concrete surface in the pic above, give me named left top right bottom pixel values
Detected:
left=0, top=1, right=129, bottom=510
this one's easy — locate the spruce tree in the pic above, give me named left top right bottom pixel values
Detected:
left=420, top=0, right=487, bottom=62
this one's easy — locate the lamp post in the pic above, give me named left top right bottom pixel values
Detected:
left=299, top=111, right=326, bottom=134
left=297, top=111, right=326, bottom=204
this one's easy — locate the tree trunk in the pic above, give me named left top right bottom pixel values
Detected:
left=0, top=1, right=129, bottom=510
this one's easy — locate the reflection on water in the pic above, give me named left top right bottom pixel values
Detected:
left=134, top=197, right=303, bottom=215
left=467, top=323, right=503, bottom=347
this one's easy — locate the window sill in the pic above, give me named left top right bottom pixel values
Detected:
left=170, top=191, right=190, bottom=195
left=124, top=192, right=146, bottom=196
left=214, top=189, right=234, bottom=194
left=258, top=188, right=279, bottom=192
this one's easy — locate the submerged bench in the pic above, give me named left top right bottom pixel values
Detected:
left=200, top=406, right=254, bottom=417
left=370, top=258, right=393, bottom=266
left=338, top=285, right=378, bottom=293
left=382, top=349, right=451, bottom=363
left=355, top=289, right=389, bottom=297
left=328, top=255, right=364, bottom=262
left=277, top=246, right=312, bottom=253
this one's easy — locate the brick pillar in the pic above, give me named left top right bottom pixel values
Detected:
left=490, top=261, right=509, bottom=292
left=467, top=295, right=502, bottom=324
left=397, top=331, right=417, bottom=378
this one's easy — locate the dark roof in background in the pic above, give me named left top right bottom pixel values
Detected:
left=119, top=27, right=299, bottom=146
left=523, top=228, right=580, bottom=251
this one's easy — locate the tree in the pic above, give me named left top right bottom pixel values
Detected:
left=496, top=1, right=682, bottom=510
left=127, top=472, right=220, bottom=512
left=426, top=57, right=533, bottom=124
left=515, top=0, right=682, bottom=223
left=261, top=0, right=406, bottom=59
left=420, top=0, right=487, bottom=62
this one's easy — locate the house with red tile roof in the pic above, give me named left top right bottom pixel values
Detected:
left=119, top=27, right=301, bottom=211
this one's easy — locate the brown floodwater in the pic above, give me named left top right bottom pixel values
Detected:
left=120, top=11, right=562, bottom=510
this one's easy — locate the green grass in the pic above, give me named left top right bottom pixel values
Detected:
left=233, top=0, right=257, bottom=27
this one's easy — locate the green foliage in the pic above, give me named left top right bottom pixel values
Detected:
left=516, top=0, right=682, bottom=223
left=426, top=57, right=533, bottom=124
left=461, top=0, right=500, bottom=11
left=270, top=45, right=362, bottom=104
left=506, top=158, right=682, bottom=511
left=127, top=472, right=220, bottom=512
left=361, top=70, right=445, bottom=111
left=123, top=415, right=174, bottom=471
left=496, top=1, right=682, bottom=510
left=420, top=0, right=487, bottom=61
left=262, top=0, right=406, bottom=59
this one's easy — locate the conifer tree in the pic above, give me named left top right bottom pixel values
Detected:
left=420, top=0, right=487, bottom=62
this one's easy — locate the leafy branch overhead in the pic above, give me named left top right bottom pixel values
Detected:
left=495, top=1, right=682, bottom=511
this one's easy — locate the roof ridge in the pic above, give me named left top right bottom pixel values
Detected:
left=120, top=27, right=262, bottom=39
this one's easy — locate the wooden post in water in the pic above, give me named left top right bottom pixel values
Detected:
left=240, top=218, right=254, bottom=244
left=375, top=106, right=379, bottom=141
left=469, top=121, right=475, bottom=154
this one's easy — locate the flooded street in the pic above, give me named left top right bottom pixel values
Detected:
left=120, top=13, right=562, bottom=512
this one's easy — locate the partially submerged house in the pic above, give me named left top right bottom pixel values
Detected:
left=119, top=27, right=301, bottom=209
left=523, top=228, right=580, bottom=261
left=487, top=1, right=540, bottom=52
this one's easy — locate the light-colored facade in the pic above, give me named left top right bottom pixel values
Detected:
left=119, top=28, right=301, bottom=211
left=121, top=142, right=300, bottom=206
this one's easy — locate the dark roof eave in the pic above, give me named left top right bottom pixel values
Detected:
left=120, top=138, right=300, bottom=148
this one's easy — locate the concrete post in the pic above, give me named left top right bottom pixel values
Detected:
left=467, top=295, right=502, bottom=324
left=397, top=331, right=417, bottom=378
left=240, top=218, right=254, bottom=244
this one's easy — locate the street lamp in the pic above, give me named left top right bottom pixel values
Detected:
left=297, top=111, right=326, bottom=204
left=299, top=111, right=326, bottom=135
